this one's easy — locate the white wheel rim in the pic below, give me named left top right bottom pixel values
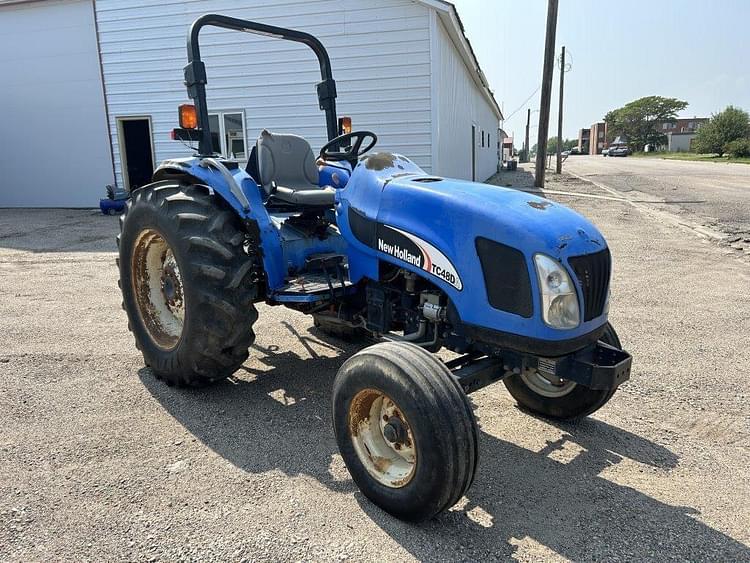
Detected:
left=520, top=369, right=577, bottom=398
left=131, top=229, right=185, bottom=350
left=349, top=389, right=416, bottom=488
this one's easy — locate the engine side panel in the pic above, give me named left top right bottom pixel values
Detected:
left=336, top=154, right=611, bottom=344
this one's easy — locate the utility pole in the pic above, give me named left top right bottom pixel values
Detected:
left=556, top=45, right=566, bottom=174
left=524, top=108, right=531, bottom=163
left=535, top=0, right=558, bottom=188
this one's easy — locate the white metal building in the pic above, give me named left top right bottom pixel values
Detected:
left=0, top=0, right=113, bottom=207
left=666, top=132, right=697, bottom=153
left=0, top=0, right=502, bottom=207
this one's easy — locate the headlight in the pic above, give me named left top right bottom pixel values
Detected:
left=534, top=254, right=580, bottom=329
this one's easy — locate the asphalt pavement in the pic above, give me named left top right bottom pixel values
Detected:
left=1, top=171, right=749, bottom=561
left=564, top=155, right=750, bottom=256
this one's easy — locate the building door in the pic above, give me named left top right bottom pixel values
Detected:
left=471, top=125, right=477, bottom=181
left=118, top=117, right=155, bottom=191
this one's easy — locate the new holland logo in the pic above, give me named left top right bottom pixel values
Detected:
left=376, top=225, right=463, bottom=290
left=377, top=239, right=422, bottom=268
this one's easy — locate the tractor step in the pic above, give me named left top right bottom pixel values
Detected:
left=273, top=273, right=354, bottom=303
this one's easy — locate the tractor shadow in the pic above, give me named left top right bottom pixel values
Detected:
left=140, top=323, right=749, bottom=561
left=359, top=415, right=750, bottom=561
left=139, top=321, right=368, bottom=494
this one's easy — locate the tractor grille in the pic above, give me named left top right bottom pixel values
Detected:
left=475, top=237, right=533, bottom=318
left=568, top=248, right=611, bottom=322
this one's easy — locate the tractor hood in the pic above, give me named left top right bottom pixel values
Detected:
left=338, top=153, right=610, bottom=346
left=344, top=153, right=606, bottom=263
left=378, top=175, right=605, bottom=259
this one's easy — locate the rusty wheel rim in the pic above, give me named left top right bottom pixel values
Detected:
left=348, top=389, right=416, bottom=488
left=131, top=229, right=185, bottom=350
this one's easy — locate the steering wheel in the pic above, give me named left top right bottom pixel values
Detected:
left=320, top=131, right=377, bottom=163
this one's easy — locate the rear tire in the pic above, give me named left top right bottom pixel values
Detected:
left=118, top=182, right=259, bottom=386
left=503, top=323, right=622, bottom=420
left=332, top=342, right=478, bottom=521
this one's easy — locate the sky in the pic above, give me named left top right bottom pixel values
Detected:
left=451, top=0, right=750, bottom=144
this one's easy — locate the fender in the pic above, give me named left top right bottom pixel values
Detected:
left=151, top=158, right=287, bottom=290
left=152, top=158, right=250, bottom=214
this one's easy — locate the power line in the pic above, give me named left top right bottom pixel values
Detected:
left=504, top=84, right=542, bottom=121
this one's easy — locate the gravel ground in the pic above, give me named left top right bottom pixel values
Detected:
left=1, top=170, right=749, bottom=561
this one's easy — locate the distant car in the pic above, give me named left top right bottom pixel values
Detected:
left=602, top=148, right=609, bottom=156
left=569, top=147, right=581, bottom=155
left=609, top=145, right=630, bottom=157
left=561, top=150, right=571, bottom=157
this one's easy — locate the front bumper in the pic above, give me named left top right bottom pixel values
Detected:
left=463, top=322, right=608, bottom=357
left=449, top=340, right=633, bottom=395
left=529, top=341, right=632, bottom=390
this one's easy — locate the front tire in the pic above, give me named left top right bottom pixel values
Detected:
left=503, top=323, right=622, bottom=420
left=332, top=342, right=478, bottom=521
left=118, top=182, right=259, bottom=386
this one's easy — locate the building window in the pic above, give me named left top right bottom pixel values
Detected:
left=208, top=111, right=247, bottom=160
left=598, top=131, right=604, bottom=139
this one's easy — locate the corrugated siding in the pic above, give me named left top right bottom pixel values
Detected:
left=433, top=17, right=498, bottom=181
left=95, top=0, right=433, bottom=188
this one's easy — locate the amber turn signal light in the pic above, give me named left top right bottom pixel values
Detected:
left=338, top=116, right=352, bottom=135
left=178, top=104, right=198, bottom=129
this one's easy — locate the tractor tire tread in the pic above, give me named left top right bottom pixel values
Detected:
left=333, top=341, right=477, bottom=521
left=117, top=182, right=260, bottom=387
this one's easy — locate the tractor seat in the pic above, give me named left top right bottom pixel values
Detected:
left=256, top=129, right=335, bottom=206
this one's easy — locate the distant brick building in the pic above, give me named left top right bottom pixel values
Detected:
left=577, top=117, right=708, bottom=155
left=659, top=118, right=708, bottom=135
left=589, top=122, right=608, bottom=154
left=577, top=128, right=590, bottom=153
left=659, top=118, right=708, bottom=152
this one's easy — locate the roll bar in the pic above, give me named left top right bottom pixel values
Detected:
left=184, top=14, right=339, bottom=156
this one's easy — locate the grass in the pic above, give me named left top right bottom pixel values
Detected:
left=632, top=151, right=750, bottom=164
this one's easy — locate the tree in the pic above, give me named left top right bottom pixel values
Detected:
left=724, top=138, right=750, bottom=158
left=693, top=106, right=750, bottom=156
left=531, top=137, right=578, bottom=155
left=604, top=96, right=688, bottom=151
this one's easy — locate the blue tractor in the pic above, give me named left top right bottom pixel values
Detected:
left=118, top=15, right=632, bottom=522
